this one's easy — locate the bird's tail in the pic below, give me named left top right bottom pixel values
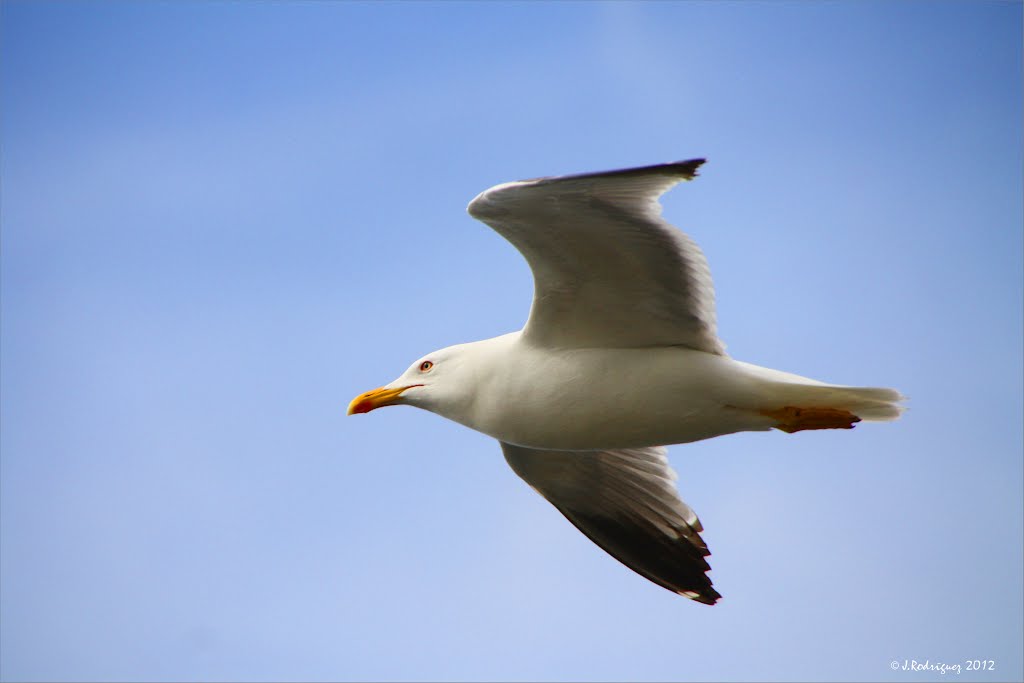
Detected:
left=733, top=361, right=905, bottom=433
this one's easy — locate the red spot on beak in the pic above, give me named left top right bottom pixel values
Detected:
left=349, top=399, right=373, bottom=415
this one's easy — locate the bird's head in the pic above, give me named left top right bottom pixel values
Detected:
left=347, top=344, right=472, bottom=417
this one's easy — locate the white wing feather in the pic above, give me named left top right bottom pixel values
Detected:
left=468, top=160, right=724, bottom=354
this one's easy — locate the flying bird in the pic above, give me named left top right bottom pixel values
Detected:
left=348, top=160, right=903, bottom=604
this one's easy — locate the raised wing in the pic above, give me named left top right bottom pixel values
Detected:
left=468, top=160, right=724, bottom=354
left=501, top=442, right=721, bottom=604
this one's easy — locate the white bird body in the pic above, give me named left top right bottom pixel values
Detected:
left=456, top=337, right=766, bottom=451
left=349, top=160, right=904, bottom=604
left=383, top=331, right=899, bottom=451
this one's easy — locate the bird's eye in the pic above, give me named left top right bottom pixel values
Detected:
left=419, top=361, right=433, bottom=372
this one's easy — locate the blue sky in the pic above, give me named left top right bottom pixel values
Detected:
left=1, top=2, right=1021, bottom=681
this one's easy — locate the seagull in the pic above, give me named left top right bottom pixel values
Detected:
left=348, top=160, right=903, bottom=604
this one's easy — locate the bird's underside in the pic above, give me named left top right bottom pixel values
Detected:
left=349, top=159, right=905, bottom=604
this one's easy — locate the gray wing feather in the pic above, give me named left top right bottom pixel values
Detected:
left=501, top=442, right=721, bottom=604
left=468, top=160, right=724, bottom=354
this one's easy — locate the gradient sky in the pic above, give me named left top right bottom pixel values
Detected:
left=1, top=2, right=1021, bottom=682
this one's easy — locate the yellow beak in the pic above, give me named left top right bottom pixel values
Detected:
left=347, top=385, right=421, bottom=415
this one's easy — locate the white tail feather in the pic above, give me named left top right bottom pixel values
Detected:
left=733, top=360, right=906, bottom=422
left=768, top=384, right=905, bottom=421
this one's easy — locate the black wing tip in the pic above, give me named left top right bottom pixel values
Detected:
left=520, top=158, right=708, bottom=186
left=665, top=158, right=706, bottom=178
left=560, top=509, right=722, bottom=606
left=586, top=158, right=706, bottom=181
left=670, top=569, right=721, bottom=605
left=593, top=158, right=706, bottom=178
left=683, top=586, right=723, bottom=605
